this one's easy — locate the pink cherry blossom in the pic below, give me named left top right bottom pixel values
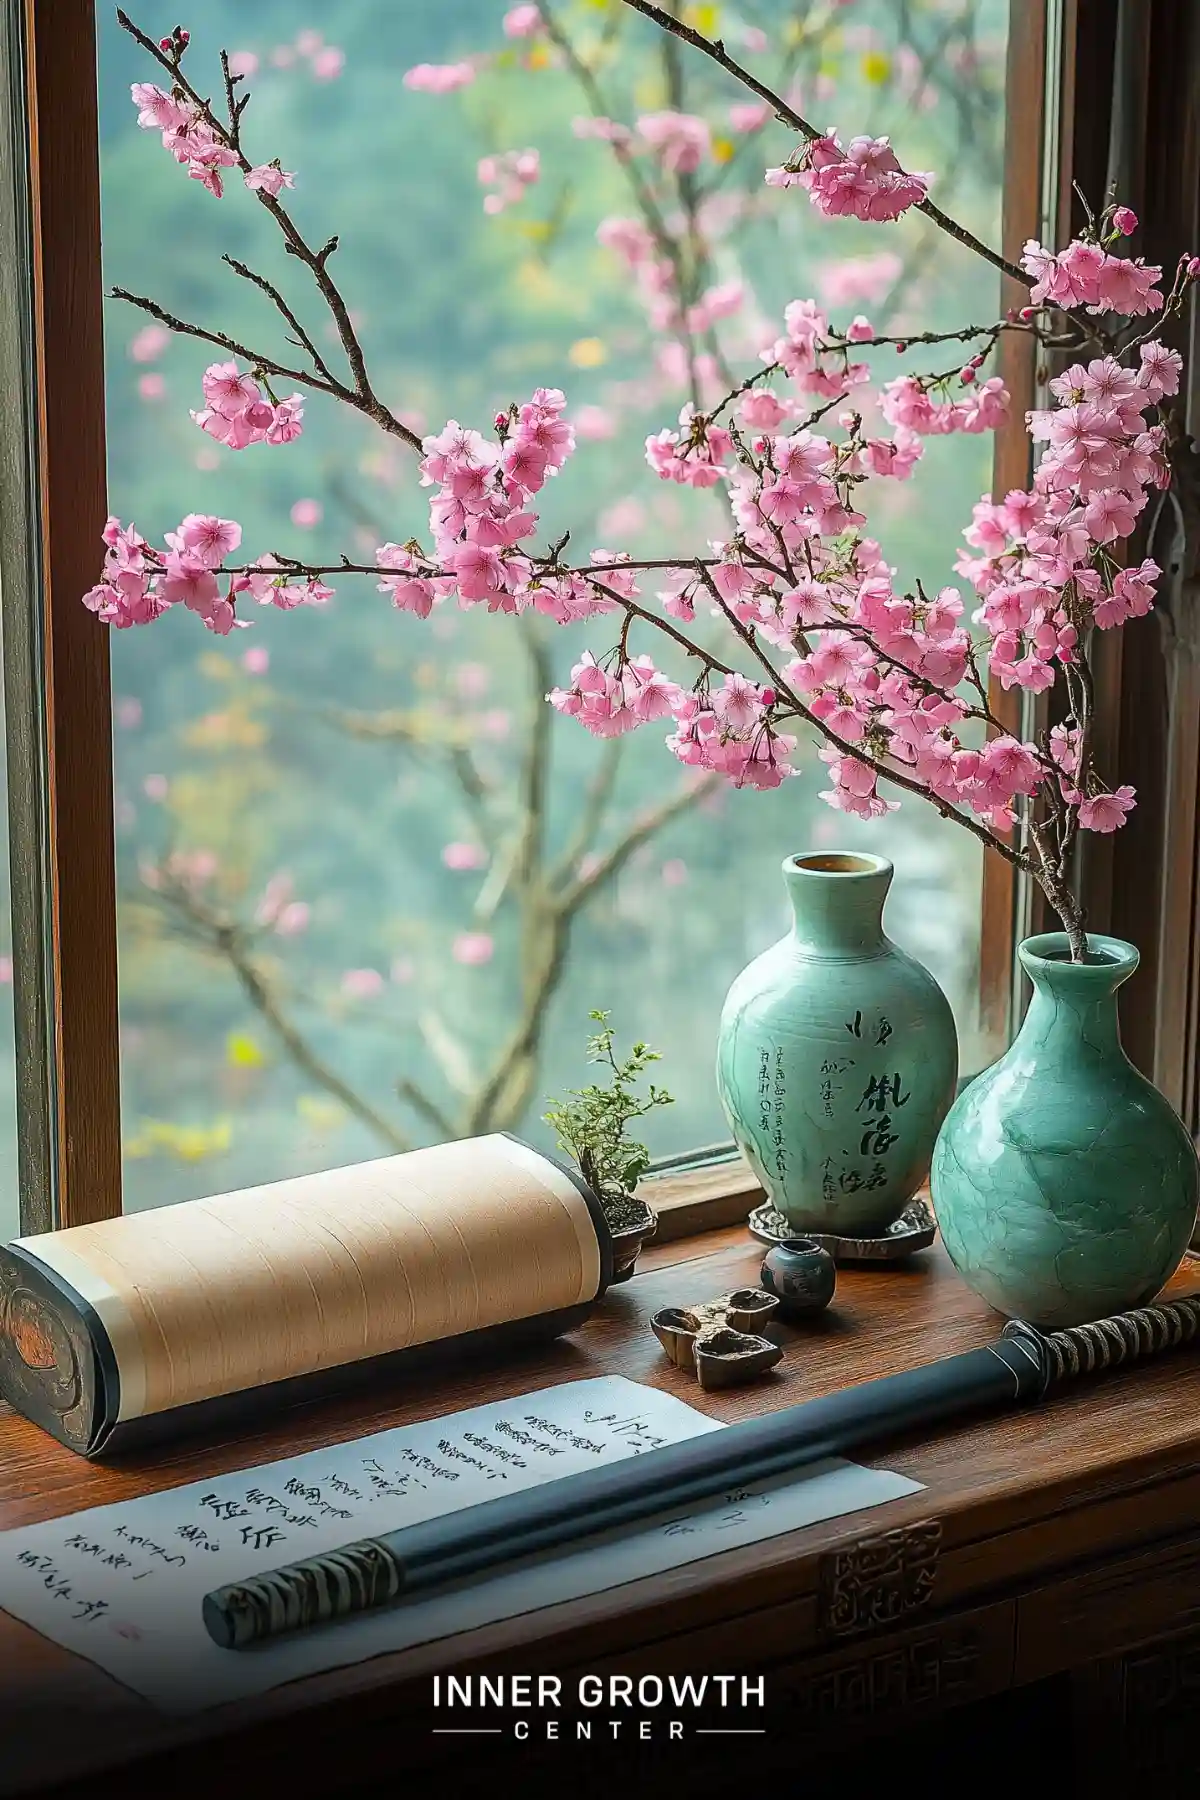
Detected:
left=503, top=5, right=541, bottom=36
left=142, top=773, right=168, bottom=802
left=452, top=932, right=494, bottom=966
left=1078, top=786, right=1136, bottom=832
left=138, top=372, right=165, bottom=401
left=290, top=498, right=322, bottom=529
left=729, top=102, right=771, bottom=133
left=403, top=62, right=475, bottom=94
left=242, top=646, right=270, bottom=674
left=245, top=163, right=296, bottom=197
left=771, top=132, right=932, bottom=223
left=340, top=968, right=385, bottom=998
left=816, top=252, right=902, bottom=306
left=130, top=323, right=170, bottom=362
left=636, top=111, right=711, bottom=174
left=275, top=901, right=310, bottom=937
left=310, top=47, right=345, bottom=81
left=442, top=841, right=488, bottom=871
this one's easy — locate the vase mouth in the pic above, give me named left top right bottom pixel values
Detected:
left=785, top=851, right=892, bottom=880
left=1019, top=931, right=1139, bottom=983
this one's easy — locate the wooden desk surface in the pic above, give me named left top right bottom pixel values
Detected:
left=3, top=1228, right=1200, bottom=1795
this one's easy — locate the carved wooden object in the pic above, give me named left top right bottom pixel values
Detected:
left=650, top=1287, right=781, bottom=1387
left=819, top=1520, right=943, bottom=1638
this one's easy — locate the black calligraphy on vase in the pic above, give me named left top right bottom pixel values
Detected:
left=818, top=1011, right=909, bottom=1203
left=758, top=1045, right=788, bottom=1178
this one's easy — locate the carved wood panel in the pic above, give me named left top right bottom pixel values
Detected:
left=819, top=1519, right=942, bottom=1638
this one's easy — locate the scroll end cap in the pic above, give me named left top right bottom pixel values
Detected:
left=202, top=1589, right=240, bottom=1651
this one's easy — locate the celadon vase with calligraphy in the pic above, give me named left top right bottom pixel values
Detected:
left=716, top=852, right=958, bottom=1235
left=930, top=933, right=1199, bottom=1328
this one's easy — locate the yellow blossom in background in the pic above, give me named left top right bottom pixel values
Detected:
left=225, top=1032, right=266, bottom=1069
left=527, top=42, right=551, bottom=70
left=711, top=135, right=735, bottom=165
left=197, top=653, right=234, bottom=683
left=569, top=336, right=607, bottom=368
left=861, top=51, right=891, bottom=85
left=682, top=2, right=720, bottom=37
left=183, top=705, right=267, bottom=751
left=125, top=1118, right=233, bottom=1161
left=297, top=1095, right=348, bottom=1134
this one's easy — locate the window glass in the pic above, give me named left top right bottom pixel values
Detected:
left=98, top=0, right=1010, bottom=1210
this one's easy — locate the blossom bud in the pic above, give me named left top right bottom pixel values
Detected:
left=959, top=366, right=977, bottom=384
left=1111, top=206, right=1138, bottom=235
left=159, top=35, right=173, bottom=48
left=894, top=341, right=907, bottom=353
left=493, top=412, right=507, bottom=431
left=1188, top=257, right=1200, bottom=281
left=1019, top=306, right=1036, bottom=321
left=759, top=688, right=776, bottom=705
left=753, top=436, right=768, bottom=453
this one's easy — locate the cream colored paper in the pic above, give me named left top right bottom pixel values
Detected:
left=0, top=1375, right=922, bottom=1713
left=19, top=1136, right=600, bottom=1421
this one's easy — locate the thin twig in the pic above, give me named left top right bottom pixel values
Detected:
left=617, top=0, right=1031, bottom=286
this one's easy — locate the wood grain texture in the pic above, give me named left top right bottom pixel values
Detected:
left=2, top=1231, right=1200, bottom=1793
left=24, top=0, right=122, bottom=1225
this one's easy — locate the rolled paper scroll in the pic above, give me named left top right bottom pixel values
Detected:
left=0, top=1134, right=612, bottom=1456
left=203, top=1292, right=1200, bottom=1650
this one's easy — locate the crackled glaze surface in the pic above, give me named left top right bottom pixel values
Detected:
left=717, top=853, right=958, bottom=1235
left=931, top=933, right=1200, bottom=1328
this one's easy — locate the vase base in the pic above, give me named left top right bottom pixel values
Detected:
left=747, top=1197, right=937, bottom=1263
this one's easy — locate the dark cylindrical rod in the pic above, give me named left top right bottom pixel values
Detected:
left=203, top=1292, right=1200, bottom=1651
left=203, top=1339, right=1035, bottom=1649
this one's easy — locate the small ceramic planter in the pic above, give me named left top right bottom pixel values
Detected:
left=760, top=1237, right=837, bottom=1319
left=607, top=1194, right=657, bottom=1282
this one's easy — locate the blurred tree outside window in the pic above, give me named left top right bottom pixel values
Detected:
left=96, top=0, right=1011, bottom=1211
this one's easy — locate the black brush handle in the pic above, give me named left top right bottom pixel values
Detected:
left=202, top=1338, right=1038, bottom=1650
left=202, top=1293, right=1200, bottom=1652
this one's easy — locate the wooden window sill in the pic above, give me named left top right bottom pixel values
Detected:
left=2, top=1220, right=1200, bottom=1794
left=639, top=1153, right=763, bottom=1244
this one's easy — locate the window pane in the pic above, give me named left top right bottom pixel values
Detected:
left=98, top=1, right=1010, bottom=1210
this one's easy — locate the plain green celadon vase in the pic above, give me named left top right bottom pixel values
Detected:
left=931, top=932, right=1199, bottom=1328
left=716, top=852, right=958, bottom=1235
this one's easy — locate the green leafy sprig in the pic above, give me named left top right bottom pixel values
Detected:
left=544, top=1010, right=674, bottom=1203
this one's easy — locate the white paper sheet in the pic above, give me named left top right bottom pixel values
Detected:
left=0, top=1376, right=921, bottom=1713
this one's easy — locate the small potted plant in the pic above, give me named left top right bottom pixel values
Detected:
left=544, top=1011, right=674, bottom=1282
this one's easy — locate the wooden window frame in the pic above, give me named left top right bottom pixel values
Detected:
left=0, top=0, right=120, bottom=1233
left=7, top=0, right=1195, bottom=1236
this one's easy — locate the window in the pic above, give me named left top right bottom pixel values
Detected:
left=95, top=0, right=1013, bottom=1214
left=2, top=0, right=1196, bottom=1234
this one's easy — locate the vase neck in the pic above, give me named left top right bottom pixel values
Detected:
left=1016, top=932, right=1138, bottom=1057
left=783, top=853, right=891, bottom=957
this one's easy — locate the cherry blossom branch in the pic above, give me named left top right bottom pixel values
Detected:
left=115, top=9, right=423, bottom=452
left=685, top=565, right=1037, bottom=873
left=618, top=0, right=1031, bottom=287
left=109, top=286, right=344, bottom=401
left=219, top=253, right=337, bottom=386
